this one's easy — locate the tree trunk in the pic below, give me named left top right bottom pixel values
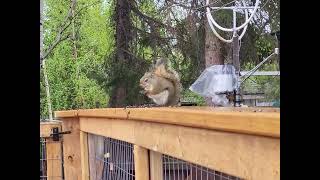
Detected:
left=204, top=23, right=224, bottom=66
left=71, top=0, right=85, bottom=107
left=108, top=0, right=132, bottom=107
left=204, top=19, right=224, bottom=106
left=71, top=0, right=78, bottom=61
left=41, top=0, right=53, bottom=120
left=198, top=12, right=206, bottom=73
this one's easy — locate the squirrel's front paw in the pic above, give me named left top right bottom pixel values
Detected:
left=139, top=90, right=146, bottom=95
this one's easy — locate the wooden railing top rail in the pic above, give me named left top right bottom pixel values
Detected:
left=55, top=107, right=280, bottom=138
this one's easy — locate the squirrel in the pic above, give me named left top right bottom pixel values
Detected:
left=139, top=58, right=182, bottom=106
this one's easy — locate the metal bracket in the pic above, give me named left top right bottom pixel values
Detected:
left=215, top=90, right=243, bottom=107
left=50, top=127, right=71, bottom=141
left=234, top=89, right=243, bottom=107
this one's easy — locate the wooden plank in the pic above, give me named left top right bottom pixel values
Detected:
left=46, top=139, right=63, bottom=180
left=55, top=110, right=78, bottom=118
left=55, top=106, right=280, bottom=118
left=77, top=108, right=128, bottom=119
left=80, top=131, right=90, bottom=180
left=61, top=117, right=82, bottom=180
left=126, top=108, right=280, bottom=138
left=129, top=109, right=280, bottom=137
left=56, top=107, right=280, bottom=138
left=88, top=134, right=104, bottom=180
left=171, top=106, right=279, bottom=112
left=40, top=121, right=61, bottom=137
left=133, top=145, right=150, bottom=180
left=80, top=117, right=280, bottom=180
left=150, top=150, right=163, bottom=180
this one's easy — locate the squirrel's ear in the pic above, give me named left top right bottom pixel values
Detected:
left=151, top=58, right=158, bottom=69
left=155, top=57, right=167, bottom=67
left=152, top=59, right=156, bottom=66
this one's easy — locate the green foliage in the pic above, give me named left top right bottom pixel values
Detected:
left=173, top=20, right=204, bottom=87
left=40, top=0, right=114, bottom=118
left=41, top=0, right=280, bottom=113
left=181, top=89, right=206, bottom=106
left=242, top=61, right=280, bottom=102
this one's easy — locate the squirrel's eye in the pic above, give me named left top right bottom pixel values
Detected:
left=144, top=78, right=148, bottom=82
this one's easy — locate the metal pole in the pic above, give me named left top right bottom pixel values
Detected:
left=232, top=40, right=240, bottom=71
left=210, top=6, right=256, bottom=10
left=232, top=9, right=241, bottom=107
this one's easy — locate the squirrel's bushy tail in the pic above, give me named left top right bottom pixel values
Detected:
left=154, top=58, right=182, bottom=105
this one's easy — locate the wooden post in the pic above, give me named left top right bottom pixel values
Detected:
left=61, top=117, right=82, bottom=180
left=40, top=122, right=63, bottom=180
left=80, top=131, right=90, bottom=180
left=40, top=122, right=61, bottom=138
left=150, top=150, right=163, bottom=180
left=133, top=145, right=149, bottom=180
left=46, top=139, right=63, bottom=180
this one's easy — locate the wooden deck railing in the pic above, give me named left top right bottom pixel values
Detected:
left=52, top=107, right=280, bottom=180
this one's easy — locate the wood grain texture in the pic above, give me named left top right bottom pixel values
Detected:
left=80, top=117, right=280, bottom=180
left=55, top=110, right=78, bottom=118
left=150, top=150, right=163, bottom=180
left=56, top=107, right=280, bottom=138
left=40, top=121, right=61, bottom=137
left=80, top=131, right=90, bottom=180
left=46, top=139, right=63, bottom=180
left=133, top=145, right=150, bottom=180
left=61, top=118, right=82, bottom=180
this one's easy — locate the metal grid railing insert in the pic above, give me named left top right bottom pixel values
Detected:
left=163, top=154, right=243, bottom=180
left=88, top=134, right=135, bottom=180
left=40, top=137, right=47, bottom=180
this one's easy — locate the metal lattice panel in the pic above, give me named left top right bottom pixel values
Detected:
left=163, top=154, right=243, bottom=180
left=88, top=134, right=135, bottom=180
left=40, top=136, right=64, bottom=180
left=40, top=138, right=47, bottom=180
